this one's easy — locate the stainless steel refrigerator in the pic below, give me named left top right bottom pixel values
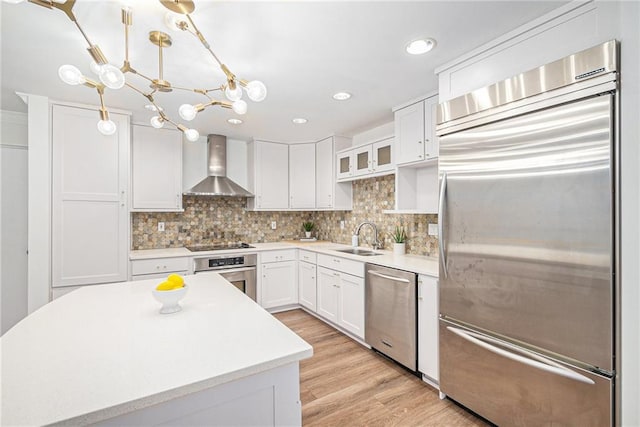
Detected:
left=436, top=40, right=618, bottom=426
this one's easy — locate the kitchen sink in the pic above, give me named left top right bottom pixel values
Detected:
left=335, top=248, right=382, bottom=256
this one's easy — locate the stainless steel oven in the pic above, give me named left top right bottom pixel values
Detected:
left=193, top=254, right=257, bottom=301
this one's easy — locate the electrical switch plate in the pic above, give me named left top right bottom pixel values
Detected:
left=158, top=222, right=165, bottom=232
left=271, top=221, right=277, bottom=230
left=428, top=223, right=438, bottom=236
left=340, top=220, right=345, bottom=230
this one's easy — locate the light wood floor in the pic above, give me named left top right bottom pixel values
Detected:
left=274, top=309, right=490, bottom=427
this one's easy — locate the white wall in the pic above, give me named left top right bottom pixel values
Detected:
left=435, top=1, right=639, bottom=424
left=350, top=121, right=394, bottom=148
left=0, top=110, right=28, bottom=334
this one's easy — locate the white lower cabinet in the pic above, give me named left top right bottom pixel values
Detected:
left=261, top=250, right=297, bottom=309
left=316, top=265, right=365, bottom=339
left=298, top=261, right=317, bottom=312
left=418, top=274, right=439, bottom=382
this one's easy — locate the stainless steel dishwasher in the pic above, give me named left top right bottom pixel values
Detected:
left=365, top=263, right=418, bottom=372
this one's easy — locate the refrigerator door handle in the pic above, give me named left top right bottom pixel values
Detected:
left=446, top=326, right=595, bottom=385
left=438, top=171, right=448, bottom=278
left=367, top=270, right=410, bottom=283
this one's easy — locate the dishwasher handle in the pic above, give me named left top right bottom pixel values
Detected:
left=367, top=270, right=410, bottom=283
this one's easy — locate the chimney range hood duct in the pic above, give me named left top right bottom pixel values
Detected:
left=183, top=135, right=254, bottom=197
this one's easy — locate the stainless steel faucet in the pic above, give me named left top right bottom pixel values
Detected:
left=354, top=221, right=382, bottom=250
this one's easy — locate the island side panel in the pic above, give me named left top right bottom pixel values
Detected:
left=94, top=362, right=302, bottom=426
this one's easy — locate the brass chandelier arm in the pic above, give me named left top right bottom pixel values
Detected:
left=183, top=13, right=239, bottom=88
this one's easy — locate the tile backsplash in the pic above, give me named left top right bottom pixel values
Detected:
left=131, top=174, right=438, bottom=256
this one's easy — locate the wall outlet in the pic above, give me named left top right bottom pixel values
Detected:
left=271, top=221, right=277, bottom=230
left=428, top=223, right=438, bottom=236
left=340, top=220, right=345, bottom=230
left=158, top=222, right=165, bottom=232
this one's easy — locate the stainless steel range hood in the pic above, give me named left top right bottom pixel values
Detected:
left=183, top=135, right=254, bottom=197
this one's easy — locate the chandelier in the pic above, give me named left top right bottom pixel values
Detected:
left=25, top=0, right=267, bottom=140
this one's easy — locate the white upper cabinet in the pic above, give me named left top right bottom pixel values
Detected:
left=248, top=140, right=289, bottom=210
left=131, top=125, right=182, bottom=211
left=51, top=104, right=129, bottom=288
left=335, top=136, right=394, bottom=182
left=289, top=143, right=316, bottom=209
left=394, top=94, right=439, bottom=166
left=336, top=149, right=354, bottom=181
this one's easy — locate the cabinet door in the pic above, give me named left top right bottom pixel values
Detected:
left=255, top=141, right=289, bottom=209
left=395, top=102, right=425, bottom=165
left=353, top=144, right=373, bottom=176
left=372, top=137, right=394, bottom=173
left=423, top=95, right=439, bottom=160
left=132, top=125, right=182, bottom=211
left=289, top=143, right=316, bottom=209
left=261, top=261, right=297, bottom=309
left=418, top=274, right=439, bottom=381
left=52, top=105, right=129, bottom=287
left=316, top=266, right=339, bottom=323
left=338, top=273, right=365, bottom=339
left=336, top=150, right=354, bottom=181
left=298, top=261, right=317, bottom=311
left=316, top=137, right=334, bottom=208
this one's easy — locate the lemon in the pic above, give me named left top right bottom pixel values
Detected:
left=167, top=273, right=184, bottom=287
left=156, top=281, right=176, bottom=291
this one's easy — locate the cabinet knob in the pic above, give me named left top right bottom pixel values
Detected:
left=311, top=276, right=315, bottom=280
left=418, top=140, right=422, bottom=144
left=418, top=154, right=423, bottom=158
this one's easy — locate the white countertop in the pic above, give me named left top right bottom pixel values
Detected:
left=0, top=272, right=313, bottom=426
left=130, top=241, right=439, bottom=277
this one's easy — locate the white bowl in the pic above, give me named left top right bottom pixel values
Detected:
left=152, top=285, right=187, bottom=314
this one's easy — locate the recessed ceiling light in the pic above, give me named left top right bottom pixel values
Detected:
left=406, top=38, right=436, bottom=55
left=227, top=118, right=243, bottom=125
left=333, top=92, right=352, bottom=101
left=292, top=118, right=308, bottom=124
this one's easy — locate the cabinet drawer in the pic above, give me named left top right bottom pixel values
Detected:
left=131, top=257, right=190, bottom=276
left=298, top=250, right=317, bottom=264
left=317, top=254, right=364, bottom=277
left=261, top=249, right=297, bottom=263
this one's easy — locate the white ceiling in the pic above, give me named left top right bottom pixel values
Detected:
left=1, top=0, right=566, bottom=142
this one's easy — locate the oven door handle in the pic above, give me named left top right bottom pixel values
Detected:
left=195, top=266, right=256, bottom=274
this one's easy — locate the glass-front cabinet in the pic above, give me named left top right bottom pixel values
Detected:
left=336, top=151, right=354, bottom=180
left=335, top=136, right=395, bottom=182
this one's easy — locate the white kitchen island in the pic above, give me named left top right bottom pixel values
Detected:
left=0, top=272, right=313, bottom=426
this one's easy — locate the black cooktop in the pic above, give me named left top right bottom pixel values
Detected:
left=186, top=243, right=255, bottom=252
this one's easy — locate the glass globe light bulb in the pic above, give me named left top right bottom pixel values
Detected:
left=58, top=65, right=85, bottom=86
left=98, top=64, right=125, bottom=89
left=232, top=100, right=248, bottom=115
left=89, top=61, right=103, bottom=75
left=245, top=80, right=267, bottom=102
left=97, top=119, right=117, bottom=136
left=184, top=128, right=200, bottom=142
left=150, top=116, right=165, bottom=129
left=165, top=12, right=188, bottom=32
left=178, top=104, right=197, bottom=121
left=224, top=84, right=243, bottom=102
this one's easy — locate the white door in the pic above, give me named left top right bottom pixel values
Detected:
left=315, top=137, right=333, bottom=208
left=261, top=261, right=297, bottom=309
left=372, top=137, right=394, bottom=173
left=131, top=125, right=182, bottom=211
left=298, top=261, right=317, bottom=311
left=418, top=274, right=439, bottom=381
left=255, top=141, right=289, bottom=209
left=338, top=273, right=365, bottom=339
left=52, top=105, right=129, bottom=287
left=289, top=143, right=316, bottom=209
left=423, top=95, right=439, bottom=160
left=316, top=266, right=338, bottom=323
left=336, top=150, right=353, bottom=181
left=395, top=102, right=425, bottom=165
left=353, top=144, right=373, bottom=177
